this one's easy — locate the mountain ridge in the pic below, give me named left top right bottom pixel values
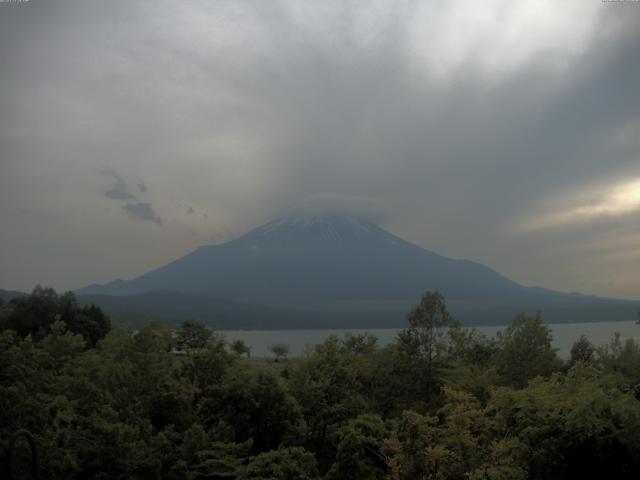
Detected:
left=75, top=214, right=638, bottom=327
left=77, top=214, right=525, bottom=301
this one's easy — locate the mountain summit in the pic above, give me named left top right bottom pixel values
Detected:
left=78, top=214, right=637, bottom=326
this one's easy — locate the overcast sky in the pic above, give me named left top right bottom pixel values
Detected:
left=1, top=0, right=639, bottom=299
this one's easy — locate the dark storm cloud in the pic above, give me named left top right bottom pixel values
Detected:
left=122, top=203, right=161, bottom=225
left=0, top=0, right=639, bottom=297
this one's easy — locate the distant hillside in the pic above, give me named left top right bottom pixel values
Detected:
left=76, top=291, right=408, bottom=330
left=75, top=291, right=638, bottom=330
left=77, top=214, right=639, bottom=328
left=0, top=288, right=28, bottom=301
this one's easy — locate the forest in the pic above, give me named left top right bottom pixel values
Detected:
left=2, top=287, right=640, bottom=479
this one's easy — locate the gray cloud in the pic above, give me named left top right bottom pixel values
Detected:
left=122, top=203, right=161, bottom=225
left=136, top=178, right=147, bottom=193
left=0, top=0, right=639, bottom=298
left=283, top=194, right=389, bottom=223
left=101, top=168, right=136, bottom=200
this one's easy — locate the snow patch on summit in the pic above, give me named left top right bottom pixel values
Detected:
left=243, top=214, right=380, bottom=244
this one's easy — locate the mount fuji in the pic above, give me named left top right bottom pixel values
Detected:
left=77, top=214, right=637, bottom=328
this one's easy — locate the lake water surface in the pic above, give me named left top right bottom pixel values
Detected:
left=223, top=320, right=640, bottom=359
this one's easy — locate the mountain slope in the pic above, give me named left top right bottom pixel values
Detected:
left=77, top=215, right=638, bottom=326
left=79, top=215, right=523, bottom=302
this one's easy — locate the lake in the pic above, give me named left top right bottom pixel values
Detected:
left=222, top=320, right=640, bottom=359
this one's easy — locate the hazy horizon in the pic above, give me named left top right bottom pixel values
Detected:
left=1, top=0, right=640, bottom=299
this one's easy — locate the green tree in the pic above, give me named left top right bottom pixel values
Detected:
left=326, top=414, right=388, bottom=480
left=239, top=447, right=319, bottom=480
left=489, top=363, right=640, bottom=479
left=269, top=343, right=290, bottom=362
left=182, top=338, right=234, bottom=393
left=396, top=291, right=459, bottom=402
left=441, top=328, right=500, bottom=404
left=493, top=312, right=561, bottom=388
left=288, top=336, right=366, bottom=448
left=175, top=319, right=214, bottom=351
left=2, top=287, right=110, bottom=347
left=168, top=423, right=248, bottom=479
left=569, top=335, right=595, bottom=365
left=385, top=388, right=525, bottom=480
left=596, top=333, right=640, bottom=389
left=199, top=364, right=302, bottom=452
left=38, top=319, right=85, bottom=373
left=0, top=297, right=15, bottom=331
left=342, top=333, right=378, bottom=355
left=135, top=321, right=174, bottom=353
left=399, top=292, right=458, bottom=364
left=230, top=338, right=252, bottom=358
left=70, top=303, right=111, bottom=347
left=385, top=410, right=439, bottom=480
left=469, top=439, right=527, bottom=480
left=6, top=285, right=60, bottom=339
left=447, top=326, right=496, bottom=366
